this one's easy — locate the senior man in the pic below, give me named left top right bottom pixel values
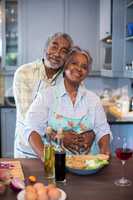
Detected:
left=13, top=32, right=73, bottom=158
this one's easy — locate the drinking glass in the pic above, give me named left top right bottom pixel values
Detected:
left=44, top=144, right=55, bottom=179
left=114, top=137, right=133, bottom=187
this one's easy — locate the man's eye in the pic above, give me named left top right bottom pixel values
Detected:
left=51, top=45, right=57, bottom=50
left=61, top=49, right=68, bottom=55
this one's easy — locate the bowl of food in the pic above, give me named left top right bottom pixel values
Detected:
left=66, top=154, right=109, bottom=175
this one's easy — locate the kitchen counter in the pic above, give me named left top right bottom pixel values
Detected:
left=0, top=105, right=16, bottom=108
left=0, top=157, right=133, bottom=200
left=109, top=120, right=133, bottom=124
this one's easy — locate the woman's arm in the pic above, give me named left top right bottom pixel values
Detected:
left=94, top=97, right=113, bottom=156
left=29, top=131, right=44, bottom=161
left=24, top=91, right=50, bottom=159
left=98, top=134, right=111, bottom=156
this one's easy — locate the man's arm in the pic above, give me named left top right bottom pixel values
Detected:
left=13, top=67, right=33, bottom=120
left=29, top=131, right=44, bottom=161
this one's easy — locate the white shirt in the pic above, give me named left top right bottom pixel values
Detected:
left=13, top=59, right=63, bottom=157
left=23, top=80, right=112, bottom=157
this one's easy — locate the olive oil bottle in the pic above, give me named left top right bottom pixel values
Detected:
left=44, top=127, right=55, bottom=179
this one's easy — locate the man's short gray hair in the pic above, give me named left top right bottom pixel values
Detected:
left=45, top=32, right=73, bottom=49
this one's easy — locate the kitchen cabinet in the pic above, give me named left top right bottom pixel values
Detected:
left=18, top=0, right=66, bottom=64
left=1, top=0, right=66, bottom=69
left=99, top=0, right=112, bottom=40
left=0, top=107, right=16, bottom=157
left=65, top=0, right=100, bottom=74
left=1, top=0, right=18, bottom=71
left=19, top=0, right=100, bottom=74
left=123, top=0, right=133, bottom=78
left=1, top=0, right=101, bottom=74
left=100, top=0, right=125, bottom=77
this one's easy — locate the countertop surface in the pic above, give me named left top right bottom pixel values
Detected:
left=0, top=157, right=133, bottom=200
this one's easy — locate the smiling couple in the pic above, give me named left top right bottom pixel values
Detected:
left=13, top=32, right=112, bottom=160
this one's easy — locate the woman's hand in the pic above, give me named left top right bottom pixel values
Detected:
left=63, top=130, right=95, bottom=154
left=63, top=131, right=80, bottom=154
left=78, top=130, right=95, bottom=154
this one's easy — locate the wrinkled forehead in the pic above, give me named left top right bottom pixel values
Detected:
left=68, top=51, right=89, bottom=64
left=49, top=36, right=71, bottom=48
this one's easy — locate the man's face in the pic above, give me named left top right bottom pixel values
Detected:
left=45, top=36, right=71, bottom=69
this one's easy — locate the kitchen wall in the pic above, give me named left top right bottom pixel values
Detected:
left=2, top=0, right=133, bottom=98
left=4, top=74, right=133, bottom=99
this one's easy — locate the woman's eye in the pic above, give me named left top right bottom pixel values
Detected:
left=71, top=62, right=77, bottom=65
left=81, top=65, right=88, bottom=70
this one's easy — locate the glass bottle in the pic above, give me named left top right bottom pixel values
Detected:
left=55, top=129, right=66, bottom=182
left=44, top=127, right=55, bottom=179
left=119, top=89, right=129, bottom=114
left=129, top=97, right=133, bottom=112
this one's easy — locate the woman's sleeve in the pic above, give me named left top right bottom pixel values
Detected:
left=24, top=91, right=50, bottom=143
left=93, top=98, right=113, bottom=143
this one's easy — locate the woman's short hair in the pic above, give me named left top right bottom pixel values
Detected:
left=64, top=46, right=93, bottom=68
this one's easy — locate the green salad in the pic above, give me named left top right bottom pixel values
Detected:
left=84, top=159, right=109, bottom=170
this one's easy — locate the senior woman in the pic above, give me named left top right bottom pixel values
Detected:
left=24, top=47, right=112, bottom=160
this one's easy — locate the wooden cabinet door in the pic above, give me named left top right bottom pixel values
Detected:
left=65, top=0, right=100, bottom=73
left=100, top=0, right=111, bottom=40
left=1, top=108, right=16, bottom=157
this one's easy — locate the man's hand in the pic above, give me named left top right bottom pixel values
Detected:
left=49, top=129, right=57, bottom=141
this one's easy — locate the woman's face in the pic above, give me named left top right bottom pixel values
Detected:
left=64, top=52, right=89, bottom=83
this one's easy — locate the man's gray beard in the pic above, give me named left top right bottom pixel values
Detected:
left=44, top=58, right=61, bottom=69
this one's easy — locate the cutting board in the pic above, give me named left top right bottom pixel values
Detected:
left=0, top=160, right=24, bottom=180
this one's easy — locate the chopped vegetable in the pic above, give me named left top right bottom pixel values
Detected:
left=10, top=177, right=25, bottom=192
left=85, top=159, right=109, bottom=170
left=28, top=176, right=37, bottom=183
